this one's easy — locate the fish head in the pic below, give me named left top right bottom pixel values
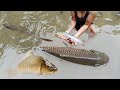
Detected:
left=3, top=23, right=10, bottom=29
left=40, top=64, right=58, bottom=75
left=90, top=50, right=109, bottom=64
left=3, top=23, right=17, bottom=31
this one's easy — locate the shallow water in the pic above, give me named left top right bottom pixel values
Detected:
left=0, top=11, right=120, bottom=79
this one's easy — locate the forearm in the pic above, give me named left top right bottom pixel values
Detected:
left=74, top=24, right=89, bottom=38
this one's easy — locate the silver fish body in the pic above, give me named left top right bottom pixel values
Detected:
left=41, top=46, right=109, bottom=67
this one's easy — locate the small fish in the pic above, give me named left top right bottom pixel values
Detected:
left=56, top=32, right=84, bottom=46
left=17, top=50, right=58, bottom=75
left=3, top=23, right=53, bottom=42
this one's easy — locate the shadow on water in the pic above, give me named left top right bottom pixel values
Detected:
left=0, top=11, right=120, bottom=79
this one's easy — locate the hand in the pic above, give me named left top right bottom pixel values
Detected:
left=66, top=38, right=77, bottom=46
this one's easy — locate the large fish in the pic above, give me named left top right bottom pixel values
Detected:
left=40, top=46, right=109, bottom=67
left=17, top=50, right=58, bottom=75
left=3, top=23, right=53, bottom=42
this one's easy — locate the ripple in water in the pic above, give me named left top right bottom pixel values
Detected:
left=0, top=11, right=7, bottom=30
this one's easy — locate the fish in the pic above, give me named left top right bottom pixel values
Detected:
left=17, top=50, right=58, bottom=75
left=3, top=23, right=53, bottom=42
left=55, top=32, right=84, bottom=46
left=56, top=32, right=84, bottom=43
left=40, top=46, right=109, bottom=67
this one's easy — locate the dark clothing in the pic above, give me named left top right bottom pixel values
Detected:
left=74, top=11, right=93, bottom=30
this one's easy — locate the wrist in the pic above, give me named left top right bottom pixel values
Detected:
left=65, top=31, right=70, bottom=33
left=65, top=28, right=72, bottom=33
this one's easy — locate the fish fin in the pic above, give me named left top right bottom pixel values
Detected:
left=45, top=59, right=58, bottom=70
left=37, top=37, right=53, bottom=42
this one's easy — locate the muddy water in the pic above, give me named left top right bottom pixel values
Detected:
left=0, top=11, right=120, bottom=79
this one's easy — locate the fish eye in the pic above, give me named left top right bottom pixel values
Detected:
left=91, top=50, right=95, bottom=53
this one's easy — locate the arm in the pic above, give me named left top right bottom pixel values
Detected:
left=65, top=11, right=76, bottom=33
left=74, top=11, right=97, bottom=38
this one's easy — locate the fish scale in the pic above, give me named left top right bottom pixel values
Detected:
left=41, top=46, right=109, bottom=66
left=42, top=47, right=98, bottom=58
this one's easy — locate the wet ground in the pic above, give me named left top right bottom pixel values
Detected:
left=0, top=11, right=120, bottom=79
